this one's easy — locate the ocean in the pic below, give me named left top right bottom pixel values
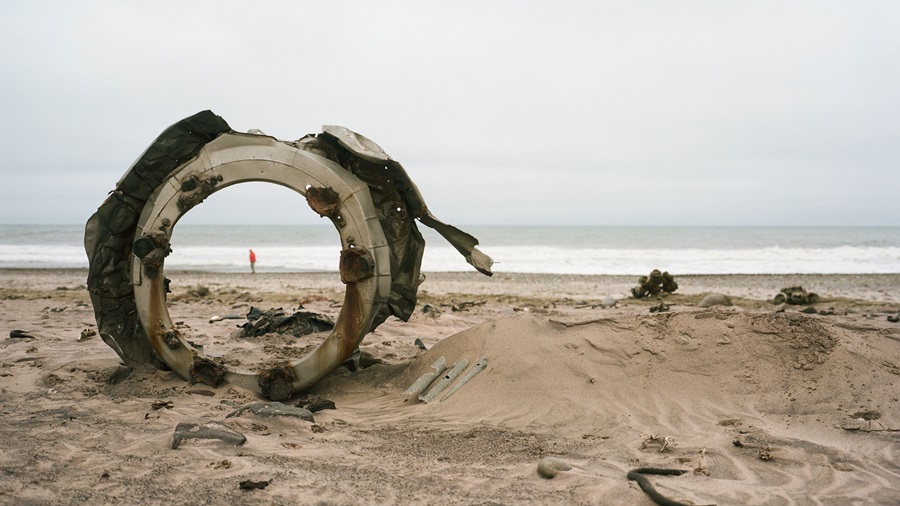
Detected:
left=1, top=224, right=899, bottom=275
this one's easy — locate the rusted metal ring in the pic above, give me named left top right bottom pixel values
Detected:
left=130, top=132, right=391, bottom=399
left=85, top=111, right=492, bottom=400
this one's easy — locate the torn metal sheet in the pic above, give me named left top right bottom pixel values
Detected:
left=84, top=110, right=493, bottom=399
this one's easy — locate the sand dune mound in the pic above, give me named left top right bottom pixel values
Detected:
left=388, top=311, right=893, bottom=426
left=324, top=310, right=900, bottom=504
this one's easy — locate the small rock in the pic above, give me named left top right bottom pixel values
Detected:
left=537, top=457, right=572, bottom=479
left=9, top=330, right=35, bottom=339
left=839, top=418, right=884, bottom=431
left=800, top=306, right=818, bottom=314
left=600, top=296, right=617, bottom=309
left=774, top=303, right=786, bottom=313
left=414, top=338, right=427, bottom=350
left=649, top=303, right=670, bottom=313
left=698, top=294, right=732, bottom=308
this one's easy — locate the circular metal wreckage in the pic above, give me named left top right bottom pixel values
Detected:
left=85, top=110, right=493, bottom=400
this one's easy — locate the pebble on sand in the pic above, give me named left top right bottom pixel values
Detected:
left=537, top=457, right=572, bottom=479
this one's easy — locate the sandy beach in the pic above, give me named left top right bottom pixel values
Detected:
left=1, top=268, right=899, bottom=505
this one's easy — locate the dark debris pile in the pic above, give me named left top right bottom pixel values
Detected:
left=238, top=306, right=335, bottom=338
left=631, top=269, right=678, bottom=299
left=772, top=286, right=819, bottom=305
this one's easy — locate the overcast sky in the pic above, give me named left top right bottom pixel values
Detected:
left=1, top=1, right=898, bottom=227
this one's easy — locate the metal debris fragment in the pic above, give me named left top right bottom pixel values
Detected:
left=441, top=355, right=487, bottom=402
left=225, top=402, right=314, bottom=421
left=419, top=358, right=469, bottom=403
left=404, top=356, right=447, bottom=397
left=239, top=307, right=334, bottom=338
left=84, top=111, right=493, bottom=398
left=208, top=314, right=243, bottom=323
left=172, top=422, right=246, bottom=450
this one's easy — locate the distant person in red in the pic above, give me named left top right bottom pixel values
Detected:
left=249, top=249, right=257, bottom=274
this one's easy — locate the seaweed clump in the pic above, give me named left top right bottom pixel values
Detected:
left=631, top=269, right=678, bottom=299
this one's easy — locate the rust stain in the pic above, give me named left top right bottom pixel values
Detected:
left=163, top=328, right=182, bottom=349
left=257, top=363, right=296, bottom=401
left=190, top=355, right=226, bottom=387
left=339, top=247, right=374, bottom=284
left=177, top=173, right=223, bottom=212
left=147, top=275, right=164, bottom=354
left=305, top=186, right=341, bottom=218
left=333, top=281, right=365, bottom=357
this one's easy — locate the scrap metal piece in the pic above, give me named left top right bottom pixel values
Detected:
left=418, top=358, right=469, bottom=403
left=440, top=354, right=487, bottom=402
left=226, top=402, right=314, bottom=421
left=404, top=356, right=447, bottom=397
left=172, top=422, right=246, bottom=450
left=84, top=110, right=492, bottom=398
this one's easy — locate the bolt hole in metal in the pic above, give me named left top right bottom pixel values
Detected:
left=85, top=111, right=492, bottom=400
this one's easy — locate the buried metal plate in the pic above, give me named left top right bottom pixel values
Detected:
left=85, top=110, right=492, bottom=399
